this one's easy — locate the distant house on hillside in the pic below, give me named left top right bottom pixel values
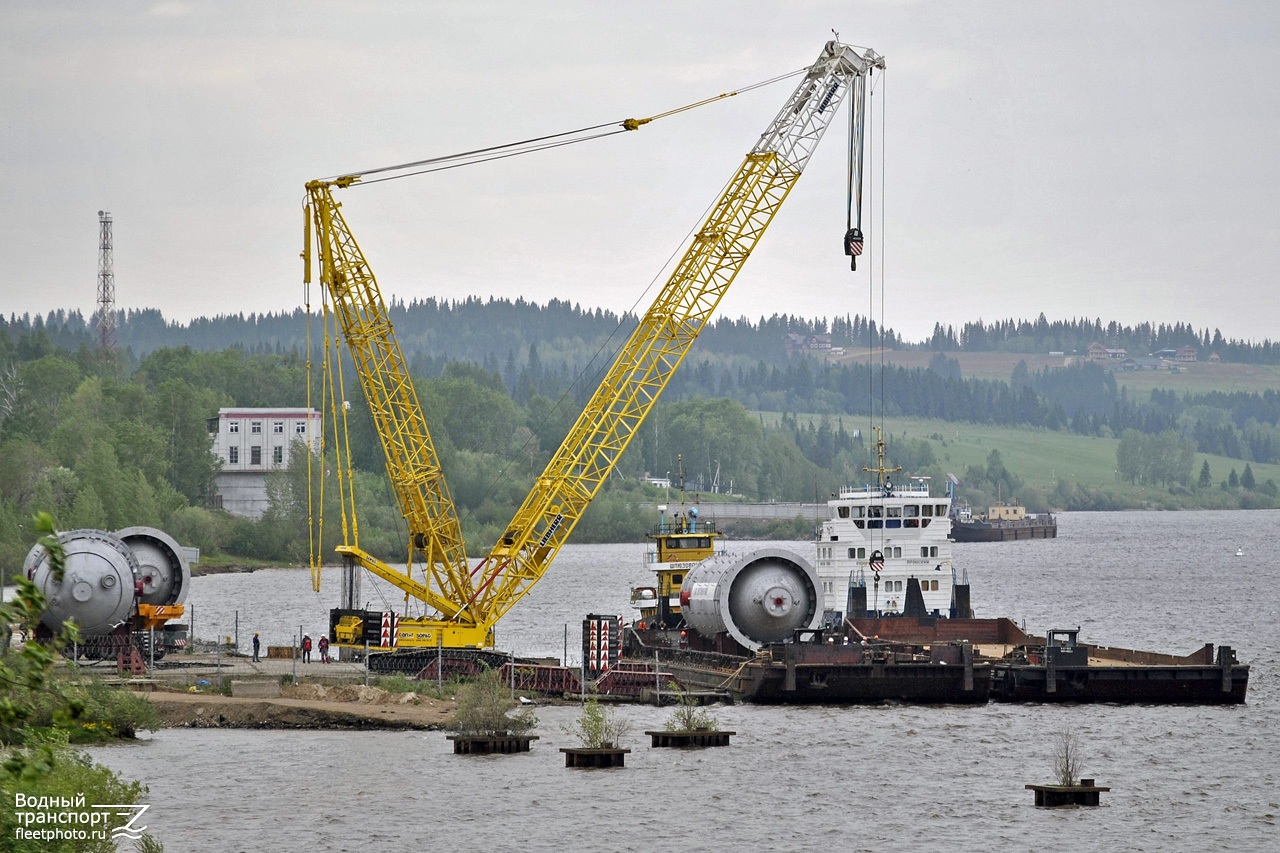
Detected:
left=1088, top=342, right=1126, bottom=360
left=784, top=333, right=832, bottom=355
left=1208, top=352, right=1222, bottom=364
left=1153, top=346, right=1198, bottom=362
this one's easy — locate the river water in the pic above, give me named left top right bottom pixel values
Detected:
left=87, top=510, right=1279, bottom=852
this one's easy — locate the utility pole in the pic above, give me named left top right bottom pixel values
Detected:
left=96, top=210, right=117, bottom=354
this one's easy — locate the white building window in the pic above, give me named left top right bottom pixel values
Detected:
left=272, top=446, right=284, bottom=465
left=228, top=446, right=239, bottom=464
left=229, top=422, right=240, bottom=434
left=273, top=422, right=284, bottom=434
left=251, top=421, right=262, bottom=435
left=295, top=422, right=307, bottom=434
left=250, top=446, right=262, bottom=465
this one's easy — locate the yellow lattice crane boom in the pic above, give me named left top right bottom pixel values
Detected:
left=307, top=40, right=883, bottom=651
left=305, top=181, right=481, bottom=640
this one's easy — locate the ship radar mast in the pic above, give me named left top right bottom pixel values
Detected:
left=862, top=426, right=902, bottom=493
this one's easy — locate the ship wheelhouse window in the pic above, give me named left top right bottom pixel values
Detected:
left=922, top=504, right=934, bottom=517
left=886, top=520, right=902, bottom=529
left=838, top=506, right=850, bottom=519
left=904, top=505, right=918, bottom=518
left=936, top=504, right=948, bottom=516
left=854, top=520, right=864, bottom=529
left=868, top=520, right=881, bottom=529
left=868, top=506, right=883, bottom=518
left=921, top=519, right=931, bottom=528
left=851, top=506, right=865, bottom=518
left=886, top=506, right=901, bottom=518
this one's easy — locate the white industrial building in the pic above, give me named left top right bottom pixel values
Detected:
left=208, top=407, right=321, bottom=518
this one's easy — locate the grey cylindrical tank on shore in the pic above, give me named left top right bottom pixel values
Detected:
left=682, top=547, right=822, bottom=650
left=117, top=526, right=191, bottom=607
left=25, top=529, right=141, bottom=636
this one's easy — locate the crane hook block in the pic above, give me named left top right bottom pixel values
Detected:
left=844, top=227, right=863, bottom=271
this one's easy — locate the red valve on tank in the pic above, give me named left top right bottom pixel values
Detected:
left=680, top=587, right=691, bottom=608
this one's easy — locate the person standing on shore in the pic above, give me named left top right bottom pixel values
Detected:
left=302, top=634, right=313, bottom=663
left=252, top=632, right=261, bottom=662
left=318, top=635, right=330, bottom=663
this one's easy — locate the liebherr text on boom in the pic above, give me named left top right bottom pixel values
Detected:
left=304, top=40, right=884, bottom=651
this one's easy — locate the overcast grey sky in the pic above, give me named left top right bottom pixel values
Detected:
left=4, top=1, right=1277, bottom=344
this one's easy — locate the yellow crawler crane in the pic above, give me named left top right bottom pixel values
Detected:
left=305, top=40, right=884, bottom=651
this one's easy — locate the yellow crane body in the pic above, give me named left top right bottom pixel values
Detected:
left=307, top=41, right=883, bottom=651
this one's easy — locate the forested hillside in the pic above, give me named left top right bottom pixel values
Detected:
left=2, top=302, right=1277, bottom=569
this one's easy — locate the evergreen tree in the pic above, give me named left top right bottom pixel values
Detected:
left=1241, top=463, right=1256, bottom=490
left=1198, top=460, right=1212, bottom=489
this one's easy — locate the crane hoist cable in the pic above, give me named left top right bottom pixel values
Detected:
left=844, top=64, right=880, bottom=270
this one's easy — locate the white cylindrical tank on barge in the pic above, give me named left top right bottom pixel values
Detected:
left=681, top=547, right=823, bottom=650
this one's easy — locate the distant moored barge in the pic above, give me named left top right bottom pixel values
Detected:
left=949, top=500, right=1057, bottom=542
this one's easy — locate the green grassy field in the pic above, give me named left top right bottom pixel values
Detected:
left=829, top=349, right=1280, bottom=395
left=760, top=412, right=1280, bottom=501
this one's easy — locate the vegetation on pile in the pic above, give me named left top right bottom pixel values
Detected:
left=663, top=687, right=720, bottom=733
left=561, top=696, right=630, bottom=750
left=446, top=669, right=537, bottom=737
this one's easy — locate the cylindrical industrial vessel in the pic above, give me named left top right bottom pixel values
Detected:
left=681, top=547, right=822, bottom=650
left=24, top=529, right=140, bottom=636
left=116, top=526, right=191, bottom=607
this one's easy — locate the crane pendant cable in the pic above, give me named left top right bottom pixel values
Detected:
left=320, top=69, right=806, bottom=188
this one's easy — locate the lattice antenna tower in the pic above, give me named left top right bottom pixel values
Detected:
left=96, top=210, right=117, bottom=353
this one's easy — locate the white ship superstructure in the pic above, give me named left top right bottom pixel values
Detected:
left=816, top=476, right=956, bottom=617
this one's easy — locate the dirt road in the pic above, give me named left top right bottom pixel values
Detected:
left=146, top=684, right=456, bottom=730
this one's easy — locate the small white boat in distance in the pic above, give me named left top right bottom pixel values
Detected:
left=1235, top=547, right=1244, bottom=557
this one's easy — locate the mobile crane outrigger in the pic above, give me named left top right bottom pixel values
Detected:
left=303, top=40, right=884, bottom=652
